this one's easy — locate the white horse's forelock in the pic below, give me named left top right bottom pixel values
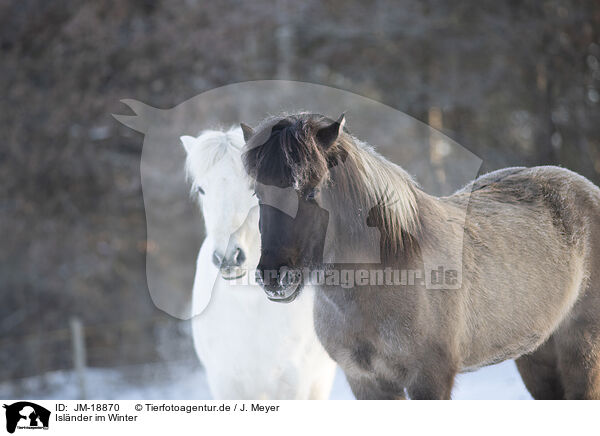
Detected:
left=181, top=127, right=244, bottom=194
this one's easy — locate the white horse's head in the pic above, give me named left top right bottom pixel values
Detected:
left=181, top=128, right=258, bottom=281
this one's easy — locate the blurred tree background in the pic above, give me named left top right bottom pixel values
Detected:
left=0, top=0, right=598, bottom=385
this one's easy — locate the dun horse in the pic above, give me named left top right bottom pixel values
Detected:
left=242, top=113, right=600, bottom=399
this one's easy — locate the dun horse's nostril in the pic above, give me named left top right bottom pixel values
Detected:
left=256, top=264, right=280, bottom=287
left=279, top=268, right=289, bottom=286
left=255, top=269, right=264, bottom=285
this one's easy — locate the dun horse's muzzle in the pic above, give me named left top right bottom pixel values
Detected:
left=255, top=266, right=302, bottom=303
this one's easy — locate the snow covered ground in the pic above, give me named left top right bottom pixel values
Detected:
left=0, top=359, right=531, bottom=400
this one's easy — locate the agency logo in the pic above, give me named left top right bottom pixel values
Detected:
left=3, top=402, right=50, bottom=434
left=113, top=80, right=482, bottom=319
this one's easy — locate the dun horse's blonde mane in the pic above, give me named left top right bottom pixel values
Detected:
left=329, top=133, right=421, bottom=251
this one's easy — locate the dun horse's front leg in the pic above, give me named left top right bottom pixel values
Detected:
left=346, top=376, right=406, bottom=400
left=406, top=366, right=457, bottom=400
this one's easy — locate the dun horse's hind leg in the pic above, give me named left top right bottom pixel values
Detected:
left=552, top=251, right=600, bottom=400
left=515, top=336, right=564, bottom=399
left=554, top=317, right=600, bottom=399
left=554, top=326, right=600, bottom=399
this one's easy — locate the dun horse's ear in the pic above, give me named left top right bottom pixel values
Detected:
left=316, top=113, right=346, bottom=150
left=240, top=123, right=255, bottom=142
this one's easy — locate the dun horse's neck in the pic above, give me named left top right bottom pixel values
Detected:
left=327, top=140, right=429, bottom=266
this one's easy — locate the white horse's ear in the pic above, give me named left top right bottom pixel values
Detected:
left=180, top=135, right=197, bottom=155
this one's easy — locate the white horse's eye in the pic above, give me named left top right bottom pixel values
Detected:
left=196, top=186, right=205, bottom=195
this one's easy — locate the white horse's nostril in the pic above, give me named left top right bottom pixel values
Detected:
left=212, top=251, right=224, bottom=267
left=233, top=247, right=246, bottom=266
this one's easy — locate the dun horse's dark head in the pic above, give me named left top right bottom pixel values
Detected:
left=242, top=113, right=347, bottom=302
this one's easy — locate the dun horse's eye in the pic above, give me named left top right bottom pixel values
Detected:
left=196, top=186, right=205, bottom=195
left=306, top=189, right=318, bottom=201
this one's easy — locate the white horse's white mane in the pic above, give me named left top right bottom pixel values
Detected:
left=181, top=127, right=244, bottom=194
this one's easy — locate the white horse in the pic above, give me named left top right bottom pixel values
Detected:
left=181, top=128, right=336, bottom=399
